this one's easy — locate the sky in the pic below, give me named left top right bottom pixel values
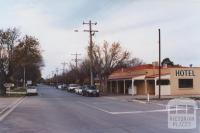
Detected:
left=0, top=0, right=200, bottom=78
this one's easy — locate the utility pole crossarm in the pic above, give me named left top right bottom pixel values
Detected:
left=83, top=21, right=97, bottom=25
left=83, top=30, right=98, bottom=32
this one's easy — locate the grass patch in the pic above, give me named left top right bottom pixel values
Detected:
left=10, top=87, right=26, bottom=92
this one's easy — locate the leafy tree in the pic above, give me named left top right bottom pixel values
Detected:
left=12, top=35, right=43, bottom=85
left=0, top=28, right=19, bottom=95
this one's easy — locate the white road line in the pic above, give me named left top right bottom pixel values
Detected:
left=0, top=98, right=23, bottom=114
left=78, top=101, right=200, bottom=115
left=131, top=99, right=168, bottom=107
left=0, top=97, right=25, bottom=122
left=111, top=109, right=169, bottom=115
left=151, top=102, right=167, bottom=107
left=78, top=101, right=111, bottom=114
left=131, top=99, right=147, bottom=104
left=111, top=108, right=198, bottom=115
left=78, top=101, right=171, bottom=115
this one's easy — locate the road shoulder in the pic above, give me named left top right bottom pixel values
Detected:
left=0, top=97, right=25, bottom=122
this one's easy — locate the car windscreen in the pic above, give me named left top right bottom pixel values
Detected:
left=89, top=86, right=96, bottom=90
left=69, top=84, right=78, bottom=87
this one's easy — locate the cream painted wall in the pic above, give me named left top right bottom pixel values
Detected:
left=155, top=75, right=171, bottom=96
left=170, top=68, right=200, bottom=95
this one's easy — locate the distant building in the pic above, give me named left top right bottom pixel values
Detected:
left=108, top=63, right=200, bottom=96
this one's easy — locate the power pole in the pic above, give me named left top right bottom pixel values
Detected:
left=83, top=20, right=98, bottom=86
left=61, top=62, right=67, bottom=84
left=23, top=66, right=26, bottom=88
left=56, top=68, right=59, bottom=87
left=158, top=29, right=161, bottom=99
left=71, top=52, right=81, bottom=68
left=61, top=62, right=67, bottom=75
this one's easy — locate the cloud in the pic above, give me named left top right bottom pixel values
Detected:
left=96, top=0, right=200, bottom=66
left=0, top=0, right=200, bottom=77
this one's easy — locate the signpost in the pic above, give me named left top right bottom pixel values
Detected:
left=4, top=83, right=14, bottom=96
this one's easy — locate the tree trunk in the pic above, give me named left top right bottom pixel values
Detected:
left=0, top=75, right=6, bottom=96
left=100, top=76, right=108, bottom=95
left=104, top=77, right=108, bottom=95
left=0, top=85, right=6, bottom=96
left=0, top=64, right=6, bottom=96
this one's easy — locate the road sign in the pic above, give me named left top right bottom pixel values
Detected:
left=27, top=80, right=32, bottom=85
left=4, top=83, right=14, bottom=88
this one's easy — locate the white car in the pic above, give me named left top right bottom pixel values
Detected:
left=75, top=86, right=82, bottom=94
left=27, top=86, right=38, bottom=95
left=77, top=86, right=84, bottom=95
left=68, top=84, right=79, bottom=92
left=57, top=85, right=63, bottom=89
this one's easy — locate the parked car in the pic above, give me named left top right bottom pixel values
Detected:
left=27, top=86, right=38, bottom=96
left=67, top=84, right=79, bottom=92
left=62, top=84, right=68, bottom=90
left=57, top=84, right=63, bottom=89
left=74, top=86, right=81, bottom=94
left=75, top=86, right=86, bottom=95
left=82, top=85, right=99, bottom=97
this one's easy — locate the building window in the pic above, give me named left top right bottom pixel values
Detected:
left=179, top=79, right=193, bottom=88
left=156, top=80, right=170, bottom=85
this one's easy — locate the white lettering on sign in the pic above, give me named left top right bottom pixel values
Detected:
left=176, top=70, right=195, bottom=76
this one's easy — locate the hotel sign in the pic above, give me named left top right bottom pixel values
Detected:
left=176, top=70, right=195, bottom=77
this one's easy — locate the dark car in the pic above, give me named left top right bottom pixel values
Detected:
left=82, top=85, right=99, bottom=97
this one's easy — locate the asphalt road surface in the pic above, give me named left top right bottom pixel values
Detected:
left=0, top=85, right=199, bottom=133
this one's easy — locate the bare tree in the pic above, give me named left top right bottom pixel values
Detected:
left=92, top=41, right=130, bottom=94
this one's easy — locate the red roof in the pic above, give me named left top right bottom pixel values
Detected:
left=109, top=74, right=145, bottom=80
left=113, top=64, right=185, bottom=73
left=145, top=73, right=170, bottom=78
left=109, top=64, right=185, bottom=80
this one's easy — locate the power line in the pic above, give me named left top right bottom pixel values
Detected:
left=83, top=20, right=98, bottom=86
left=71, top=52, right=81, bottom=68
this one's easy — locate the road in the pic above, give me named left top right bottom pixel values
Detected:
left=0, top=85, right=199, bottom=133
